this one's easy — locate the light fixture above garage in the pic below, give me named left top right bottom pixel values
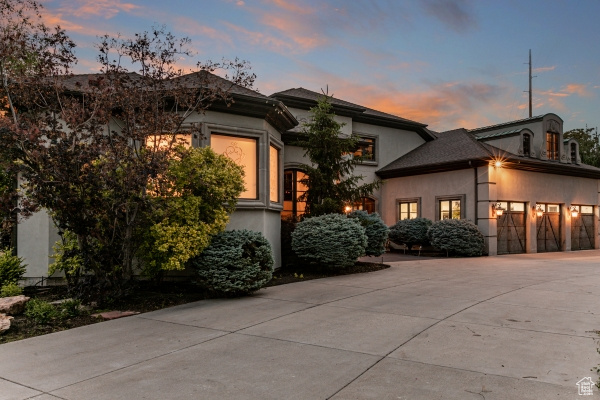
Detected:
left=535, top=205, right=544, bottom=217
left=492, top=202, right=505, bottom=217
left=570, top=206, right=579, bottom=218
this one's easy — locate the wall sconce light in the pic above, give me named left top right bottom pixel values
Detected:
left=535, top=205, right=544, bottom=217
left=570, top=206, right=579, bottom=218
left=492, top=202, right=505, bottom=217
left=344, top=205, right=352, bottom=214
left=494, top=160, right=503, bottom=168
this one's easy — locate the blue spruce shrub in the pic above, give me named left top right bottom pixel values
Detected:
left=389, top=217, right=432, bottom=249
left=292, top=213, right=367, bottom=269
left=190, top=230, right=273, bottom=294
left=427, top=219, right=484, bottom=256
left=348, top=210, right=389, bottom=256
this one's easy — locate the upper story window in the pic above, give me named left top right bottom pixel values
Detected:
left=211, top=134, right=258, bottom=199
left=570, top=143, right=577, bottom=163
left=546, top=132, right=559, bottom=160
left=353, top=137, right=376, bottom=162
left=522, top=133, right=531, bottom=157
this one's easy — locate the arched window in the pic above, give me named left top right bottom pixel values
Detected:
left=282, top=169, right=307, bottom=219
left=352, top=197, right=376, bottom=214
left=522, top=133, right=531, bottom=157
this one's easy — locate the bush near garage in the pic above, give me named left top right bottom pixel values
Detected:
left=389, top=218, right=432, bottom=250
left=427, top=219, right=484, bottom=256
left=189, top=230, right=273, bottom=295
left=348, top=210, right=389, bottom=257
left=291, top=213, right=367, bottom=269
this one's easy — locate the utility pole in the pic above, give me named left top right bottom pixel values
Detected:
left=528, top=49, right=532, bottom=118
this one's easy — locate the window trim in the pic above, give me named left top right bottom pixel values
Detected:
left=435, top=194, right=466, bottom=221
left=353, top=133, right=379, bottom=166
left=396, top=197, right=421, bottom=221
left=282, top=167, right=307, bottom=219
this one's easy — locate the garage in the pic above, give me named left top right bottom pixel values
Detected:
left=571, top=205, right=595, bottom=250
left=496, top=202, right=526, bottom=255
left=536, top=203, right=561, bottom=252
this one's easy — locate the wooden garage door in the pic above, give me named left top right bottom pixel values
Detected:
left=497, top=202, right=526, bottom=255
left=536, top=204, right=561, bottom=252
left=571, top=205, right=595, bottom=250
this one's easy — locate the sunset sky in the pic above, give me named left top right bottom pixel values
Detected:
left=40, top=0, right=600, bottom=133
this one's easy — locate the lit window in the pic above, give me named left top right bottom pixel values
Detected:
left=440, top=199, right=461, bottom=220
left=353, top=197, right=376, bottom=214
left=581, top=205, right=594, bottom=214
left=546, top=204, right=560, bottom=213
left=282, top=169, right=307, bottom=219
left=353, top=137, right=376, bottom=162
left=211, top=134, right=257, bottom=199
left=546, top=132, right=559, bottom=160
left=145, top=134, right=191, bottom=152
left=398, top=201, right=418, bottom=220
left=270, top=145, right=279, bottom=203
left=523, top=133, right=531, bottom=157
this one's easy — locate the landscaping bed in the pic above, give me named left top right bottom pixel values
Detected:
left=0, top=261, right=388, bottom=344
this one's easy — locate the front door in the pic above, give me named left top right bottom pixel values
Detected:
left=536, top=203, right=561, bottom=252
left=497, top=202, right=526, bottom=255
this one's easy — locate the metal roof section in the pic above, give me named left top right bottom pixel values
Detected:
left=468, top=115, right=545, bottom=134
left=475, top=129, right=522, bottom=141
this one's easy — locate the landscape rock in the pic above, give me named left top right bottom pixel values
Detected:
left=91, top=311, right=140, bottom=320
left=0, top=313, right=13, bottom=334
left=0, top=295, right=30, bottom=315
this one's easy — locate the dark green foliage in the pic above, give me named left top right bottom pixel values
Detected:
left=190, top=230, right=273, bottom=295
left=427, top=219, right=484, bottom=256
left=294, top=95, right=380, bottom=217
left=25, top=299, right=58, bottom=324
left=348, top=211, right=389, bottom=256
left=58, top=299, right=82, bottom=319
left=291, top=213, right=367, bottom=269
left=0, top=248, right=26, bottom=288
left=389, top=218, right=432, bottom=249
left=280, top=217, right=300, bottom=268
left=0, top=282, right=22, bottom=297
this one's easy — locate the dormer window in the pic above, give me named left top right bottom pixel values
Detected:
left=571, top=143, right=577, bottom=163
left=523, top=133, right=531, bottom=157
left=546, top=132, right=559, bottom=160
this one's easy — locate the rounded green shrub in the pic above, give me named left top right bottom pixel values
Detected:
left=0, top=248, right=26, bottom=288
left=0, top=282, right=23, bottom=297
left=291, top=213, right=367, bottom=269
left=389, top=218, right=432, bottom=249
left=427, top=219, right=484, bottom=256
left=25, top=299, right=58, bottom=324
left=348, top=211, right=389, bottom=256
left=190, top=230, right=273, bottom=295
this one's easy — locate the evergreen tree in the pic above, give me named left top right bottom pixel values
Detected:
left=564, top=127, right=600, bottom=167
left=295, top=94, right=380, bottom=217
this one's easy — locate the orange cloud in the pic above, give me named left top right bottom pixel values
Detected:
left=563, top=83, right=592, bottom=97
left=269, top=0, right=314, bottom=15
left=172, top=16, right=233, bottom=45
left=259, top=13, right=327, bottom=50
left=59, top=0, right=140, bottom=19
left=223, top=22, right=294, bottom=52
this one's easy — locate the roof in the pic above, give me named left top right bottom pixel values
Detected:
left=475, top=129, right=522, bottom=140
left=377, top=128, right=600, bottom=179
left=468, top=115, right=545, bottom=134
left=270, top=87, right=435, bottom=141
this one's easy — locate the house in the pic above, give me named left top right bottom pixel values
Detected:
left=377, top=113, right=600, bottom=255
left=13, top=75, right=600, bottom=280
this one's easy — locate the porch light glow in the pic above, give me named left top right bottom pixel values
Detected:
left=494, top=160, right=503, bottom=168
left=492, top=202, right=505, bottom=217
left=535, top=205, right=544, bottom=217
left=570, top=206, right=579, bottom=218
left=344, top=205, right=352, bottom=214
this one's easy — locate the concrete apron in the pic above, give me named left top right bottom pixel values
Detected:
left=1, top=250, right=600, bottom=399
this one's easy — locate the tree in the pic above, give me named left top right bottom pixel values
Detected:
left=294, top=94, right=380, bottom=217
left=0, top=0, right=254, bottom=298
left=564, top=127, right=600, bottom=167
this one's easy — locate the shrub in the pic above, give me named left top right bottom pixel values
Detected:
left=389, top=218, right=432, bottom=249
left=280, top=217, right=300, bottom=268
left=427, top=219, right=484, bottom=256
left=291, top=213, right=367, bottom=269
left=0, top=282, right=23, bottom=297
left=0, top=248, right=26, bottom=288
left=58, top=299, right=82, bottom=319
left=348, top=211, right=389, bottom=256
left=190, top=230, right=274, bottom=295
left=49, top=231, right=83, bottom=286
left=25, top=299, right=58, bottom=324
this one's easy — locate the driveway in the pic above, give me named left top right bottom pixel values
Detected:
left=1, top=251, right=600, bottom=399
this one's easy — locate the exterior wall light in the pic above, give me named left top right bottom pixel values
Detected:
left=492, top=202, right=505, bottom=217
left=344, top=205, right=352, bottom=214
left=494, top=160, right=503, bottom=168
left=535, top=205, right=544, bottom=217
left=570, top=206, right=579, bottom=218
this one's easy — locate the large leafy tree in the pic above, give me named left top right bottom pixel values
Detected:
left=564, top=127, right=600, bottom=167
left=0, top=0, right=253, bottom=297
left=295, top=94, right=380, bottom=217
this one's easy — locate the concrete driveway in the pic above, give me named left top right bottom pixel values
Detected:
left=2, top=251, right=600, bottom=399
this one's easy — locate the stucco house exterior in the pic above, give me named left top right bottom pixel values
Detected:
left=13, top=74, right=600, bottom=280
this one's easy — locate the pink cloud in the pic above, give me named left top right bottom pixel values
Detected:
left=172, top=16, right=232, bottom=45
left=268, top=0, right=314, bottom=15
left=563, top=83, right=593, bottom=97
left=533, top=66, right=555, bottom=73
left=58, top=0, right=140, bottom=19
left=223, top=22, right=294, bottom=52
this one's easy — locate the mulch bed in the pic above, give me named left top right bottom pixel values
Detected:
left=0, top=261, right=389, bottom=344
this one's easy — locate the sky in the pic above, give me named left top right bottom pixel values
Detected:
left=38, top=0, right=600, bottom=133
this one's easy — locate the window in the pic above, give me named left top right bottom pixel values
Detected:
left=282, top=169, right=307, bottom=219
left=581, top=205, right=594, bottom=214
left=571, top=143, right=577, bottom=163
left=546, top=132, right=559, bottom=160
left=522, top=133, right=531, bottom=157
left=269, top=145, right=279, bottom=203
left=353, top=137, right=376, bottom=162
left=211, top=134, right=258, bottom=199
left=353, top=197, right=376, bottom=214
left=398, top=200, right=418, bottom=220
left=440, top=199, right=461, bottom=220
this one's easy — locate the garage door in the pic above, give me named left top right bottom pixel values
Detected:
left=536, top=203, right=561, bottom=252
left=571, top=205, right=595, bottom=250
left=497, top=202, right=526, bottom=255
